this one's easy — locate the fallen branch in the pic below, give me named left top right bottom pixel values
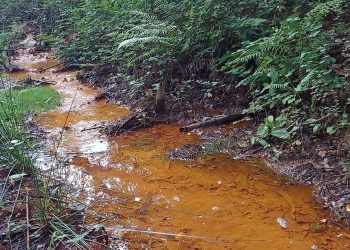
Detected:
left=81, top=125, right=104, bottom=132
left=34, top=79, right=56, bottom=85
left=115, top=101, right=154, bottom=135
left=22, top=78, right=56, bottom=86
left=180, top=112, right=247, bottom=132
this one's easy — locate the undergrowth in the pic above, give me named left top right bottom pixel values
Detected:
left=1, top=0, right=349, bottom=149
left=222, top=0, right=350, bottom=147
left=43, top=0, right=350, bottom=150
left=0, top=80, right=92, bottom=248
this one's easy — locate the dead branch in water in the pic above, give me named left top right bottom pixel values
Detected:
left=63, top=63, right=96, bottom=71
left=180, top=112, right=247, bottom=132
left=114, top=101, right=154, bottom=135
left=81, top=125, right=104, bottom=132
left=26, top=78, right=56, bottom=85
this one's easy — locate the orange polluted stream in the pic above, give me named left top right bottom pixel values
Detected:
left=11, top=46, right=350, bottom=249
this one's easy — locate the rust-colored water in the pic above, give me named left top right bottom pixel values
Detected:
left=11, top=39, right=350, bottom=249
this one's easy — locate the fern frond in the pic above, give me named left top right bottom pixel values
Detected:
left=118, top=36, right=170, bottom=49
left=135, top=49, right=160, bottom=62
left=237, top=17, right=266, bottom=29
left=129, top=10, right=159, bottom=23
left=231, top=51, right=263, bottom=66
left=237, top=66, right=268, bottom=88
left=122, top=24, right=175, bottom=39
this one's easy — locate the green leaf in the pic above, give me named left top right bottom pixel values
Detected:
left=258, top=138, right=270, bottom=148
left=267, top=115, right=274, bottom=124
left=257, top=124, right=269, bottom=138
left=326, top=126, right=336, bottom=135
left=267, top=68, right=279, bottom=83
left=9, top=173, right=27, bottom=183
left=271, top=128, right=291, bottom=139
left=312, top=124, right=321, bottom=133
left=251, top=136, right=257, bottom=145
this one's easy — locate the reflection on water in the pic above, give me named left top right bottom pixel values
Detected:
left=11, top=37, right=350, bottom=250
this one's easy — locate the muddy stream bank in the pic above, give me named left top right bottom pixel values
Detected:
left=10, top=46, right=350, bottom=249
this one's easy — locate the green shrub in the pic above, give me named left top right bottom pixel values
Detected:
left=222, top=0, right=349, bottom=144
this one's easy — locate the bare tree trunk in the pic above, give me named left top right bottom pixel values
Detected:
left=155, top=80, right=166, bottom=114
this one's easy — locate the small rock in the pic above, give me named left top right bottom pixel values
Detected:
left=212, top=206, right=220, bottom=211
left=277, top=218, right=288, bottom=229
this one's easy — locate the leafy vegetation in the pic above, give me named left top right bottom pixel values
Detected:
left=0, top=0, right=348, bottom=151
left=223, top=0, right=349, bottom=146
left=0, top=79, right=92, bottom=247
left=44, top=0, right=348, bottom=146
left=0, top=0, right=348, bottom=137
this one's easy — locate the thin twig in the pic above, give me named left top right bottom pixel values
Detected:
left=26, top=187, right=30, bottom=250
left=81, top=125, right=104, bottom=132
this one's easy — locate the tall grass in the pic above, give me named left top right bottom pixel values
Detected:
left=0, top=83, right=91, bottom=249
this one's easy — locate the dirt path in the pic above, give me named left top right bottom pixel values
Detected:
left=10, top=42, right=350, bottom=249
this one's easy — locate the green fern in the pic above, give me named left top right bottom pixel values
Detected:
left=118, top=36, right=170, bottom=50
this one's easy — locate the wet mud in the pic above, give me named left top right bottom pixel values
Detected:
left=10, top=43, right=350, bottom=249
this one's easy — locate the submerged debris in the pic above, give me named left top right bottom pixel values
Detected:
left=168, top=144, right=204, bottom=160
